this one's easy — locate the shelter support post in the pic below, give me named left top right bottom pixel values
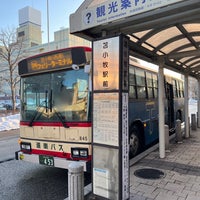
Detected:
left=158, top=60, right=165, bottom=158
left=184, top=74, right=189, bottom=138
left=197, top=79, right=200, bottom=128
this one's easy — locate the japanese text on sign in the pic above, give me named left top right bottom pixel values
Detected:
left=83, top=0, right=184, bottom=29
left=28, top=51, right=72, bottom=73
left=93, top=93, right=119, bottom=146
left=93, top=36, right=119, bottom=90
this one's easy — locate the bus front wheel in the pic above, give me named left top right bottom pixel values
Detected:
left=129, top=126, right=141, bottom=158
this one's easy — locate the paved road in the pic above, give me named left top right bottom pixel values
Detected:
left=0, top=160, right=70, bottom=200
left=0, top=129, right=19, bottom=162
left=0, top=129, right=70, bottom=200
left=0, top=129, right=91, bottom=200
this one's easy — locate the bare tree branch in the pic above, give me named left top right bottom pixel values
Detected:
left=0, top=27, right=26, bottom=110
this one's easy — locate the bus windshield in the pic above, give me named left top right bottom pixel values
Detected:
left=20, top=68, right=90, bottom=123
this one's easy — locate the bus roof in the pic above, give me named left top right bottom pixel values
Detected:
left=22, top=46, right=91, bottom=61
left=130, top=56, right=183, bottom=80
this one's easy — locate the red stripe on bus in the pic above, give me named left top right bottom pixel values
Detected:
left=32, top=149, right=71, bottom=159
left=28, top=149, right=91, bottom=161
left=20, top=121, right=92, bottom=127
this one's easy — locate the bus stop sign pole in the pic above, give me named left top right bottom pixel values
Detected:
left=92, top=35, right=129, bottom=200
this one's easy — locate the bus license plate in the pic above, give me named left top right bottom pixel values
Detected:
left=39, top=155, right=54, bottom=166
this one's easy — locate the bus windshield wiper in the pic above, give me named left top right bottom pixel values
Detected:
left=53, top=108, right=69, bottom=128
left=45, top=90, right=48, bottom=112
left=29, top=101, right=46, bottom=127
left=49, top=90, right=53, bottom=112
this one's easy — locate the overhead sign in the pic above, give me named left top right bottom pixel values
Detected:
left=82, top=0, right=184, bottom=30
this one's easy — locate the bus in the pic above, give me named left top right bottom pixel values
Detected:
left=128, top=57, right=184, bottom=157
left=16, top=47, right=92, bottom=171
left=15, top=47, right=184, bottom=171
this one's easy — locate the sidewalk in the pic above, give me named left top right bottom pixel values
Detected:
left=85, top=129, right=200, bottom=200
left=130, top=129, right=200, bottom=200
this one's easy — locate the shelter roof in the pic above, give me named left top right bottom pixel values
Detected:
left=70, top=0, right=200, bottom=78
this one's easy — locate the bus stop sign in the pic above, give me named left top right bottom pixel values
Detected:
left=92, top=35, right=129, bottom=200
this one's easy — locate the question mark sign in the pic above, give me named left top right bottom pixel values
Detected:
left=86, top=12, right=91, bottom=24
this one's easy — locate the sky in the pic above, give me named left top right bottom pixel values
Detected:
left=0, top=0, right=84, bottom=43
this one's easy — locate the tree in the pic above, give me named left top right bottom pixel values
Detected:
left=0, top=27, right=25, bottom=110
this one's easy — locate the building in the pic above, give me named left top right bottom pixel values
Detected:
left=0, top=6, right=90, bottom=97
left=17, top=6, right=42, bottom=48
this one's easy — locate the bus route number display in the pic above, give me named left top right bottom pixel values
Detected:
left=28, top=51, right=73, bottom=73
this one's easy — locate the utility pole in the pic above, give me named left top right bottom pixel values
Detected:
left=47, top=0, right=50, bottom=49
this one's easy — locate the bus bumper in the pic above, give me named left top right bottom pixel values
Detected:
left=15, top=151, right=90, bottom=172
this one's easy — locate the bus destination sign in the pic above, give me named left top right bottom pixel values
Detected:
left=28, top=51, right=73, bottom=73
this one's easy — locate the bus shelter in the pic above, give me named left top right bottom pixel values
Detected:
left=70, top=0, right=200, bottom=199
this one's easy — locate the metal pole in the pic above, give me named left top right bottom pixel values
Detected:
left=47, top=0, right=50, bottom=48
left=197, top=79, right=200, bottom=128
left=176, top=119, right=182, bottom=143
left=191, top=113, right=197, bottom=130
left=184, top=74, right=189, bottom=138
left=165, top=125, right=169, bottom=151
left=158, top=61, right=165, bottom=158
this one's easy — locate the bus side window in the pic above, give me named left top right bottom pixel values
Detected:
left=172, top=79, right=178, bottom=98
left=177, top=80, right=183, bottom=98
left=146, top=72, right=153, bottom=99
left=180, top=82, right=184, bottom=97
left=177, top=81, right=180, bottom=98
left=135, top=69, right=146, bottom=99
left=129, top=67, right=137, bottom=98
left=129, top=85, right=136, bottom=98
left=152, top=74, right=158, bottom=98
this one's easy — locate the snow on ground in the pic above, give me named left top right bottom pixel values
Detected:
left=0, top=114, right=20, bottom=131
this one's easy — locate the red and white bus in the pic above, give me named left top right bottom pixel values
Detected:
left=16, top=47, right=92, bottom=171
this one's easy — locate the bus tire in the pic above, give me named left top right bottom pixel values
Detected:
left=129, top=125, right=142, bottom=158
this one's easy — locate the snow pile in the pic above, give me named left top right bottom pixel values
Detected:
left=0, top=114, right=20, bottom=131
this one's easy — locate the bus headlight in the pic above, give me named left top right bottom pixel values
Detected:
left=71, top=148, right=88, bottom=159
left=80, top=150, right=88, bottom=157
left=20, top=142, right=31, bottom=152
left=72, top=149, right=79, bottom=156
